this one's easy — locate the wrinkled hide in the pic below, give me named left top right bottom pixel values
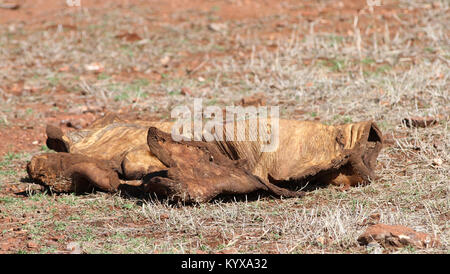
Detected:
left=214, top=120, right=383, bottom=187
left=27, top=114, right=383, bottom=202
left=46, top=113, right=171, bottom=180
left=144, top=127, right=304, bottom=202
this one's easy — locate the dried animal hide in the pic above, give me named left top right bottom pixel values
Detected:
left=45, top=113, right=172, bottom=180
left=213, top=119, right=383, bottom=188
left=143, top=127, right=303, bottom=202
left=28, top=113, right=172, bottom=193
left=27, top=152, right=120, bottom=193
left=27, top=114, right=383, bottom=202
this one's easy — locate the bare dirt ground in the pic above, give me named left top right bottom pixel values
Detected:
left=0, top=0, right=448, bottom=253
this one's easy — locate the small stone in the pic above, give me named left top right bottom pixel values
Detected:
left=180, top=87, right=193, bottom=96
left=115, top=32, right=142, bottom=42
left=358, top=224, right=439, bottom=249
left=0, top=2, right=20, bottom=9
left=160, top=56, right=170, bottom=66
left=66, top=242, right=82, bottom=254
left=208, top=23, right=227, bottom=32
left=27, top=241, right=38, bottom=248
left=432, top=158, right=443, bottom=166
left=316, top=236, right=326, bottom=246
left=84, top=62, right=104, bottom=73
left=58, top=66, right=70, bottom=72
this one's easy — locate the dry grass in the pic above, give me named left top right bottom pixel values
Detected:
left=0, top=0, right=448, bottom=253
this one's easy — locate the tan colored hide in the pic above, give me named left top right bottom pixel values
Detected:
left=214, top=120, right=383, bottom=188
left=45, top=113, right=172, bottom=180
left=27, top=114, right=383, bottom=202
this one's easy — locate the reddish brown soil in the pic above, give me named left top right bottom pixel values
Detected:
left=0, top=0, right=417, bottom=157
